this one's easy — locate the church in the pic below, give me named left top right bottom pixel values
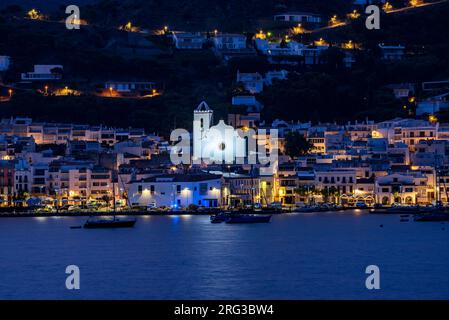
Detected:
left=192, top=101, right=248, bottom=164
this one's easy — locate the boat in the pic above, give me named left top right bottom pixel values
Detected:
left=210, top=212, right=230, bottom=223
left=84, top=216, right=137, bottom=228
left=84, top=174, right=136, bottom=229
left=225, top=214, right=271, bottom=224
left=370, top=205, right=422, bottom=214
left=414, top=211, right=449, bottom=222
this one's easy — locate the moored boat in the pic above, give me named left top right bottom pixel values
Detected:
left=84, top=216, right=137, bottom=228
left=225, top=214, right=271, bottom=224
left=210, top=213, right=230, bottom=223
left=414, top=212, right=449, bottom=222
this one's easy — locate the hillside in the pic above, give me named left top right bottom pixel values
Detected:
left=82, top=0, right=354, bottom=32
left=1, top=1, right=449, bottom=135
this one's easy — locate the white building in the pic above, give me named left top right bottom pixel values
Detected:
left=172, top=32, right=206, bottom=49
left=14, top=159, right=32, bottom=196
left=128, top=174, right=222, bottom=208
left=213, top=34, right=246, bottom=50
left=416, top=93, right=449, bottom=116
left=379, top=44, right=405, bottom=61
left=192, top=101, right=247, bottom=164
left=375, top=173, right=427, bottom=205
left=255, top=39, right=304, bottom=56
left=105, top=81, right=155, bottom=92
left=0, top=56, right=10, bottom=71
left=21, top=65, right=63, bottom=81
left=274, top=12, right=321, bottom=24
left=236, top=71, right=264, bottom=93
left=264, top=70, right=288, bottom=85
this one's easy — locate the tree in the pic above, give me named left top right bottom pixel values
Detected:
left=284, top=131, right=312, bottom=158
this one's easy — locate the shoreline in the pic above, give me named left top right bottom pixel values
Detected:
left=0, top=207, right=380, bottom=218
left=0, top=210, right=287, bottom=218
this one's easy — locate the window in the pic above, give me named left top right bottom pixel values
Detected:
left=199, top=183, right=208, bottom=195
left=177, top=185, right=181, bottom=194
left=138, top=185, right=143, bottom=194
left=150, top=185, right=155, bottom=194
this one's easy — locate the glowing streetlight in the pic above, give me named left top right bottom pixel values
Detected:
left=409, top=0, right=423, bottom=7
left=329, top=15, right=340, bottom=26
left=383, top=2, right=393, bottom=12
left=44, top=85, right=49, bottom=95
left=429, top=115, right=438, bottom=123
left=347, top=10, right=360, bottom=19
left=315, top=38, right=327, bottom=46
left=8, top=89, right=13, bottom=97
left=27, top=9, right=41, bottom=20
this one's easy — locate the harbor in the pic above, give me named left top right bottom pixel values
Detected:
left=1, top=210, right=449, bottom=300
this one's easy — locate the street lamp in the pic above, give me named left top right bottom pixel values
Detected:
left=8, top=89, right=13, bottom=98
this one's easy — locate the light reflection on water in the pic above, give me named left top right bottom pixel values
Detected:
left=1, top=211, right=449, bottom=300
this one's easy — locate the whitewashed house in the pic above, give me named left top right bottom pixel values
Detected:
left=172, top=32, right=206, bottom=49
left=104, top=81, right=155, bottom=92
left=236, top=71, right=264, bottom=93
left=213, top=34, right=246, bottom=50
left=375, top=173, right=427, bottom=205
left=255, top=39, right=304, bottom=56
left=264, top=70, right=288, bottom=85
left=274, top=12, right=321, bottom=24
left=379, top=44, right=405, bottom=61
left=21, top=65, right=63, bottom=81
left=416, top=93, right=449, bottom=116
left=128, top=174, right=222, bottom=208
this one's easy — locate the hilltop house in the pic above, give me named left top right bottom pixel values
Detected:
left=21, top=65, right=63, bottom=81
left=264, top=70, right=288, bottom=85
left=172, top=32, right=206, bottom=49
left=213, top=33, right=246, bottom=50
left=104, top=81, right=156, bottom=97
left=379, top=44, right=405, bottom=61
left=416, top=93, right=449, bottom=116
left=236, top=71, right=264, bottom=93
left=274, top=12, right=322, bottom=24
left=386, top=83, right=415, bottom=99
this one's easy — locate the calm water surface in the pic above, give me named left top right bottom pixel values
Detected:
left=1, top=211, right=449, bottom=299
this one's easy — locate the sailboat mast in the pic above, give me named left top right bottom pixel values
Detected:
left=112, top=169, right=117, bottom=214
